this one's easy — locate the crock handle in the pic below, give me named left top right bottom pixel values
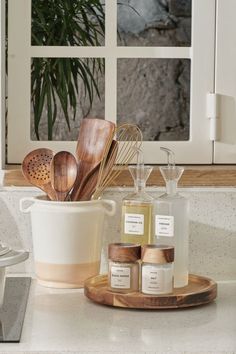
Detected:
left=101, top=200, right=116, bottom=216
left=19, top=197, right=35, bottom=214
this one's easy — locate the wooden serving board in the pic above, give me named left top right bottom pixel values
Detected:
left=84, top=274, right=217, bottom=309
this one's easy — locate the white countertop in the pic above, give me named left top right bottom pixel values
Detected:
left=1, top=278, right=236, bottom=354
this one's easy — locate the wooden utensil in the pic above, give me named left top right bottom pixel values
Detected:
left=72, top=162, right=101, bottom=201
left=71, top=118, right=116, bottom=201
left=50, top=151, right=77, bottom=201
left=77, top=140, right=118, bottom=201
left=22, top=148, right=56, bottom=200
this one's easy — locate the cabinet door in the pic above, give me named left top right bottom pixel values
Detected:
left=214, top=0, right=236, bottom=163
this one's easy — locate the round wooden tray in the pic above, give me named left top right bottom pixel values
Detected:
left=84, top=274, right=217, bottom=309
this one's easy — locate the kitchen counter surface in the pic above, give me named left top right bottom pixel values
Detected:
left=0, top=278, right=235, bottom=354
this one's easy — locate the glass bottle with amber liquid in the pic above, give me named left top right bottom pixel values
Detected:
left=121, top=150, right=153, bottom=245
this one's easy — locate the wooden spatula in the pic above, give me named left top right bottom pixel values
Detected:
left=78, top=140, right=118, bottom=201
left=71, top=118, right=115, bottom=201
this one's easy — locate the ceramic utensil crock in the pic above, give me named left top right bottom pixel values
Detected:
left=20, top=196, right=116, bottom=288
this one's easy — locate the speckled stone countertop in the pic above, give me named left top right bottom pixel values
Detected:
left=0, top=278, right=235, bottom=354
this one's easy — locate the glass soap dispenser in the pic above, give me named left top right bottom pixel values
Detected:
left=153, top=147, right=189, bottom=288
left=121, top=149, right=153, bottom=245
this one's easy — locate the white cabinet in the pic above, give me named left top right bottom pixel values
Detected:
left=214, top=0, right=236, bottom=163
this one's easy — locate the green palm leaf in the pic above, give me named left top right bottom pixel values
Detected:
left=31, top=0, right=105, bottom=140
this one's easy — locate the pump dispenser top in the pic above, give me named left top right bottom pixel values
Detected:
left=128, top=148, right=153, bottom=199
left=160, top=147, right=184, bottom=195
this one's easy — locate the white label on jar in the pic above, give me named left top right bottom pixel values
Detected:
left=155, top=215, right=174, bottom=237
left=110, top=266, right=131, bottom=289
left=142, top=265, right=164, bottom=294
left=124, top=213, right=144, bottom=235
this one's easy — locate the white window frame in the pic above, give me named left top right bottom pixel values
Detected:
left=0, top=0, right=5, bottom=169
left=2, top=0, right=216, bottom=165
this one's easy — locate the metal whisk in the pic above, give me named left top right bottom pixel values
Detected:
left=92, top=123, right=143, bottom=200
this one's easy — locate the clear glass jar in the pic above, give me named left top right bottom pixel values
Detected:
left=108, top=243, right=141, bottom=294
left=141, top=244, right=174, bottom=295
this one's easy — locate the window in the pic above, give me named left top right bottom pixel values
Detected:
left=1, top=0, right=223, bottom=165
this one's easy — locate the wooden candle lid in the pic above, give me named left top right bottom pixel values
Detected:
left=141, top=244, right=174, bottom=264
left=108, top=243, right=141, bottom=262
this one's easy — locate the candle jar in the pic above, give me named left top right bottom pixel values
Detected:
left=141, top=244, right=174, bottom=295
left=108, top=243, right=141, bottom=293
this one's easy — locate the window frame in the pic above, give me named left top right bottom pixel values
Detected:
left=3, top=0, right=218, bottom=164
left=0, top=0, right=5, bottom=169
left=2, top=0, right=236, bottom=187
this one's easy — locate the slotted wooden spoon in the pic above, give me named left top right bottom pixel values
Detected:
left=50, top=151, right=77, bottom=201
left=22, top=148, right=56, bottom=200
left=71, top=118, right=115, bottom=201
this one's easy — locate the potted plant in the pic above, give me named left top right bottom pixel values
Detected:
left=31, top=0, right=105, bottom=140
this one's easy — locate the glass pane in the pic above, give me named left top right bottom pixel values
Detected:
left=117, top=58, right=190, bottom=141
left=31, top=0, right=105, bottom=46
left=31, top=58, right=105, bottom=141
left=117, top=0, right=191, bottom=47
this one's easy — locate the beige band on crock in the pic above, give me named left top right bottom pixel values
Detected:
left=35, top=261, right=100, bottom=288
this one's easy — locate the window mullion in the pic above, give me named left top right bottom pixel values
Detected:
left=104, top=0, right=117, bottom=124
left=8, top=0, right=31, bottom=163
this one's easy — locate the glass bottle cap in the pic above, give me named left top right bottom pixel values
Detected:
left=141, top=244, right=174, bottom=264
left=108, top=243, right=141, bottom=262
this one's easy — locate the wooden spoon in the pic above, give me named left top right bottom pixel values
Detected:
left=73, top=162, right=101, bottom=201
left=71, top=118, right=115, bottom=201
left=50, top=151, right=77, bottom=201
left=78, top=140, right=118, bottom=201
left=22, top=148, right=56, bottom=200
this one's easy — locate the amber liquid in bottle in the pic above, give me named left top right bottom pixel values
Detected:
left=121, top=202, right=153, bottom=245
left=121, top=164, right=153, bottom=245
